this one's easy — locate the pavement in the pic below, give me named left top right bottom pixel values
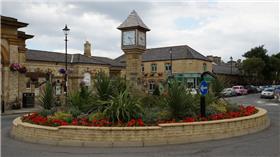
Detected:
left=1, top=106, right=41, bottom=116
left=1, top=93, right=280, bottom=157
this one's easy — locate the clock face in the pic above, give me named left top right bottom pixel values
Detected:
left=138, top=31, right=145, bottom=46
left=123, top=31, right=135, bottom=45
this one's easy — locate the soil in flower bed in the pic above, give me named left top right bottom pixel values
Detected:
left=21, top=105, right=257, bottom=127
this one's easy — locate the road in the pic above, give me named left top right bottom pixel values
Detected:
left=1, top=94, right=279, bottom=157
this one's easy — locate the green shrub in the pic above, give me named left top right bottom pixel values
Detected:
left=68, top=107, right=82, bottom=118
left=68, top=86, right=94, bottom=113
left=210, top=78, right=224, bottom=97
left=225, top=101, right=240, bottom=112
left=103, top=89, right=143, bottom=123
left=39, top=81, right=55, bottom=110
left=39, top=109, right=55, bottom=117
left=111, top=76, right=127, bottom=95
left=166, top=80, right=197, bottom=119
left=153, top=85, right=160, bottom=96
left=157, top=110, right=172, bottom=121
left=206, top=105, right=219, bottom=115
left=88, top=112, right=106, bottom=121
left=94, top=71, right=113, bottom=101
left=50, top=112, right=72, bottom=121
left=142, top=107, right=171, bottom=124
left=141, top=95, right=167, bottom=108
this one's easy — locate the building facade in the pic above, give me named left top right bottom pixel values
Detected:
left=1, top=16, right=33, bottom=110
left=1, top=12, right=222, bottom=110
left=115, top=45, right=213, bottom=92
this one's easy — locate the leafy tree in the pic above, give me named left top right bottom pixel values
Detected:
left=269, top=54, right=280, bottom=81
left=242, top=45, right=272, bottom=83
left=242, top=57, right=265, bottom=78
left=243, top=45, right=268, bottom=59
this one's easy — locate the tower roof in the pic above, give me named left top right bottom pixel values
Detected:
left=117, top=10, right=150, bottom=31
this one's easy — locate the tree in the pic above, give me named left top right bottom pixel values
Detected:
left=242, top=57, right=265, bottom=80
left=242, top=45, right=274, bottom=83
left=243, top=45, right=268, bottom=59
left=270, top=54, right=280, bottom=82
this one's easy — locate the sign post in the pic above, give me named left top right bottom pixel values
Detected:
left=199, top=71, right=217, bottom=117
left=199, top=80, right=208, bottom=117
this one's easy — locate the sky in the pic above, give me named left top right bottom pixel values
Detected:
left=1, top=0, right=279, bottom=62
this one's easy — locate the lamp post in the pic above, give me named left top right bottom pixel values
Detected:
left=230, top=56, right=233, bottom=75
left=169, top=48, right=173, bottom=76
left=63, top=25, right=70, bottom=106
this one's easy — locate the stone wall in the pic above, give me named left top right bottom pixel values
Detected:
left=11, top=107, right=269, bottom=147
left=24, top=61, right=110, bottom=99
left=142, top=59, right=212, bottom=74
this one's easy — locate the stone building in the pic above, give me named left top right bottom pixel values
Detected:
left=1, top=16, right=123, bottom=110
left=1, top=16, right=33, bottom=110
left=1, top=11, right=218, bottom=110
left=115, top=45, right=213, bottom=92
left=207, top=55, right=242, bottom=86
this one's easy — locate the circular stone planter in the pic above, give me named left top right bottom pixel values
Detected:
left=11, top=107, right=270, bottom=147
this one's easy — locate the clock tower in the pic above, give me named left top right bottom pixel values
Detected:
left=117, top=10, right=150, bottom=84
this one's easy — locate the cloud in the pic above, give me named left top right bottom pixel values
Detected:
left=1, top=0, right=279, bottom=62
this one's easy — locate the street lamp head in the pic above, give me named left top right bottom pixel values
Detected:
left=63, top=24, right=70, bottom=35
left=230, top=56, right=233, bottom=60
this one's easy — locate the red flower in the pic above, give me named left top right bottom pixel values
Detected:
left=127, top=119, right=136, bottom=127
left=137, top=118, right=145, bottom=126
left=183, top=117, right=195, bottom=122
left=71, top=119, right=78, bottom=125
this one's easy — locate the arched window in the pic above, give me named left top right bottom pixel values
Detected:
left=83, top=72, right=91, bottom=86
left=203, top=63, right=207, bottom=72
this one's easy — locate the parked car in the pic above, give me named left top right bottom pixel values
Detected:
left=220, top=88, right=236, bottom=97
left=232, top=85, right=248, bottom=95
left=186, top=88, right=198, bottom=95
left=245, top=85, right=259, bottom=93
left=274, top=86, right=280, bottom=101
left=260, top=88, right=275, bottom=99
left=258, top=86, right=265, bottom=91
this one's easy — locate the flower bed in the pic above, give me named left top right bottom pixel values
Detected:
left=21, top=105, right=257, bottom=127
left=11, top=107, right=270, bottom=147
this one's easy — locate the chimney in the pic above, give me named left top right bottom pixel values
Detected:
left=84, top=41, right=91, bottom=57
left=207, top=55, right=214, bottom=62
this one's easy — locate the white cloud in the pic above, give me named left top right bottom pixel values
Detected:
left=2, top=0, right=279, bottom=62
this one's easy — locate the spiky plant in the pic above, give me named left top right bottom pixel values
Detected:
left=166, top=80, right=196, bottom=119
left=103, top=89, right=143, bottom=123
left=94, top=71, right=114, bottom=101
left=39, top=81, right=55, bottom=110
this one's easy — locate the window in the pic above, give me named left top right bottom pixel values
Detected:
left=149, top=81, right=156, bottom=92
left=151, top=64, right=157, bottom=73
left=26, top=80, right=31, bottom=89
left=203, top=63, right=207, bottom=72
left=165, top=63, right=172, bottom=72
left=141, top=64, right=144, bottom=72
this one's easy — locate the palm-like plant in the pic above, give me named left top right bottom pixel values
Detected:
left=103, top=89, right=143, bottom=123
left=39, top=81, right=55, bottom=110
left=167, top=80, right=196, bottom=119
left=68, top=86, right=94, bottom=113
left=94, top=71, right=114, bottom=101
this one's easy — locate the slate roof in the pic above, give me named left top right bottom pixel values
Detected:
left=117, top=10, right=150, bottom=31
left=26, top=49, right=124, bottom=67
left=212, top=64, right=240, bottom=75
left=114, top=45, right=211, bottom=63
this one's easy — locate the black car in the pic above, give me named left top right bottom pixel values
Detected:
left=245, top=85, right=259, bottom=94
